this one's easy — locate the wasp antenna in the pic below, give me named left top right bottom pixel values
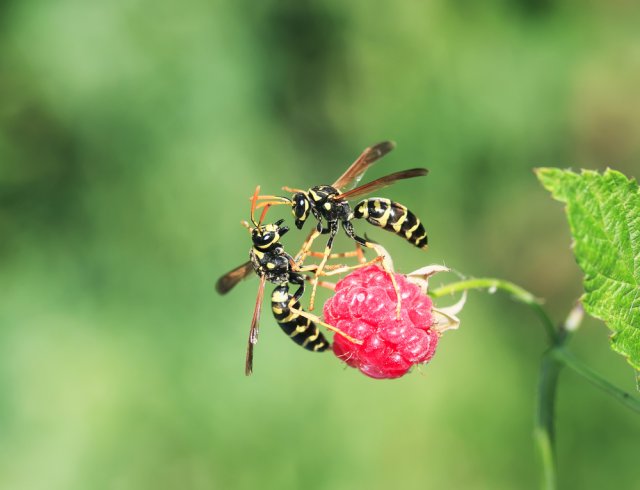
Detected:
left=256, top=195, right=292, bottom=202
left=250, top=186, right=261, bottom=226
left=258, top=203, right=272, bottom=226
left=256, top=200, right=290, bottom=210
left=282, top=186, right=305, bottom=193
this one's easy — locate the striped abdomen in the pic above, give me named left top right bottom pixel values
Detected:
left=271, top=286, right=329, bottom=352
left=353, top=198, right=428, bottom=249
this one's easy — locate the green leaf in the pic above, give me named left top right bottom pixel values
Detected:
left=537, top=168, right=640, bottom=370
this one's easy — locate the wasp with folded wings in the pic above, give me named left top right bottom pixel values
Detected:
left=216, top=188, right=361, bottom=375
left=256, top=141, right=430, bottom=310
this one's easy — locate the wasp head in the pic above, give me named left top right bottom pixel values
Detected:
left=251, top=219, right=289, bottom=249
left=292, top=192, right=311, bottom=229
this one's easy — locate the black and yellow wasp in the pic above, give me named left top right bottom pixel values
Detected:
left=256, top=141, right=429, bottom=310
left=216, top=188, right=358, bottom=375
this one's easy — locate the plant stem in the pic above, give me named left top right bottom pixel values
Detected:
left=431, top=278, right=557, bottom=342
left=535, top=351, right=561, bottom=490
left=552, top=348, right=640, bottom=414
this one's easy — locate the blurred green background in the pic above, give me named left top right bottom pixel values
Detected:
left=1, top=1, right=639, bottom=489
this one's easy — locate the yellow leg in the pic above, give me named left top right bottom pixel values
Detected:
left=319, top=255, right=384, bottom=277
left=291, top=263, right=337, bottom=291
left=306, top=250, right=359, bottom=259
left=295, top=228, right=322, bottom=264
left=383, top=261, right=402, bottom=320
left=294, top=260, right=363, bottom=292
left=322, top=263, right=345, bottom=271
left=296, top=228, right=366, bottom=265
left=355, top=243, right=367, bottom=264
left=302, top=242, right=366, bottom=263
left=314, top=279, right=336, bottom=291
left=308, top=241, right=334, bottom=311
left=290, top=307, right=363, bottom=345
left=365, top=250, right=401, bottom=319
left=306, top=248, right=362, bottom=261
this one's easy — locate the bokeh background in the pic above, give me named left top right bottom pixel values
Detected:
left=1, top=1, right=639, bottom=489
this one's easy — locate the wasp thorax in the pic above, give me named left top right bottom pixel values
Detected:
left=292, top=192, right=311, bottom=229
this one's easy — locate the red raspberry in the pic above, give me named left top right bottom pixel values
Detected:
left=323, top=265, right=439, bottom=379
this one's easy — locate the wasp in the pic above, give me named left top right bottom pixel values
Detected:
left=216, top=187, right=362, bottom=375
left=256, top=141, right=429, bottom=310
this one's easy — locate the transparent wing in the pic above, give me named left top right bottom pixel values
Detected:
left=245, top=274, right=266, bottom=376
left=216, top=261, right=254, bottom=295
left=332, top=141, right=396, bottom=191
left=335, top=168, right=428, bottom=201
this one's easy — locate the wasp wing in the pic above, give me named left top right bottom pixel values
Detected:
left=335, top=168, right=428, bottom=201
left=216, top=261, right=254, bottom=295
left=245, top=274, right=266, bottom=376
left=332, top=141, right=396, bottom=191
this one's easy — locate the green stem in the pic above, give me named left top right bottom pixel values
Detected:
left=535, top=351, right=561, bottom=490
left=552, top=348, right=640, bottom=414
left=535, top=328, right=569, bottom=490
left=431, top=278, right=557, bottom=342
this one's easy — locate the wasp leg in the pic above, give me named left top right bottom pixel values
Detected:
left=308, top=220, right=339, bottom=311
left=296, top=252, right=372, bottom=281
left=317, top=255, right=384, bottom=277
left=295, top=228, right=320, bottom=264
left=314, top=279, right=336, bottom=291
left=306, top=250, right=359, bottom=259
left=289, top=307, right=363, bottom=345
left=292, top=266, right=337, bottom=291
left=295, top=221, right=331, bottom=264
left=341, top=220, right=402, bottom=319
left=380, top=258, right=402, bottom=320
left=305, top=243, right=366, bottom=264
left=341, top=220, right=375, bottom=248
